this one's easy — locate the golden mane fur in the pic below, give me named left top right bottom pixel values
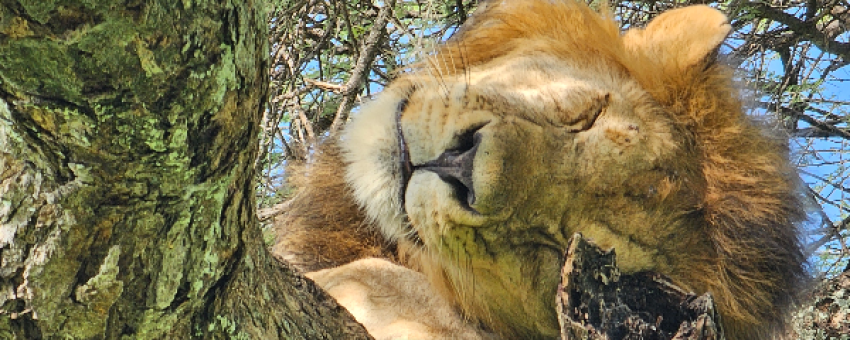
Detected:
left=274, top=1, right=806, bottom=339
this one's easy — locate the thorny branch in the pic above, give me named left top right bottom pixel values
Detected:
left=329, top=1, right=395, bottom=134
left=740, top=2, right=850, bottom=60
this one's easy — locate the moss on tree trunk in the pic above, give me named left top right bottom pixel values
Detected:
left=0, top=1, right=371, bottom=339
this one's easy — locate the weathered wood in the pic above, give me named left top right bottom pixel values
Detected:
left=557, top=234, right=725, bottom=340
left=791, top=268, right=850, bottom=338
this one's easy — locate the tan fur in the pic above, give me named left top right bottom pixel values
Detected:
left=307, top=258, right=498, bottom=340
left=275, top=1, right=806, bottom=339
left=272, top=145, right=395, bottom=272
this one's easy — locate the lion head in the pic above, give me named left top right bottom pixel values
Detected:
left=276, top=1, right=807, bottom=339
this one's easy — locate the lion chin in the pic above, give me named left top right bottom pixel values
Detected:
left=274, top=1, right=807, bottom=339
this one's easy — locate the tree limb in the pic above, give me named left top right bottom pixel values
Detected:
left=743, top=2, right=850, bottom=60
left=558, top=234, right=725, bottom=340
left=329, top=0, right=395, bottom=134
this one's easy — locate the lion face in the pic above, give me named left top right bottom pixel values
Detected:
left=342, top=51, right=710, bottom=336
left=320, top=2, right=803, bottom=339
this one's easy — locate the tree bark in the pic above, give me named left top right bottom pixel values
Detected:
left=558, top=234, right=724, bottom=340
left=0, top=1, right=370, bottom=339
left=791, top=269, right=850, bottom=338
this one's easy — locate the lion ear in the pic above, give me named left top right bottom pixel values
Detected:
left=623, top=5, right=731, bottom=69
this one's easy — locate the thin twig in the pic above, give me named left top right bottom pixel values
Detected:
left=304, top=78, right=346, bottom=92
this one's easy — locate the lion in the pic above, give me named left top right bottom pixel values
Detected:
left=273, top=1, right=807, bottom=339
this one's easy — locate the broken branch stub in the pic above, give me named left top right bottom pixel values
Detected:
left=557, top=233, right=725, bottom=340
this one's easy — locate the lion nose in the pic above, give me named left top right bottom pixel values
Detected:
left=416, top=131, right=481, bottom=211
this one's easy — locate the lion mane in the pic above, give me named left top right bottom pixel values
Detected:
left=274, top=1, right=807, bottom=339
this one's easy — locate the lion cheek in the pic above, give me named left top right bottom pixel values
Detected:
left=441, top=242, right=563, bottom=338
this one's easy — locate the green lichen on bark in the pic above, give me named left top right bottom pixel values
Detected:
left=68, top=245, right=124, bottom=338
left=792, top=271, right=850, bottom=340
left=0, top=0, right=373, bottom=339
left=0, top=39, right=82, bottom=100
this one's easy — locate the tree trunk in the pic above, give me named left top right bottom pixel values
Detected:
left=0, top=1, right=371, bottom=339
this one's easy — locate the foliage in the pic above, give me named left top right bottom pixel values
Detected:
left=261, top=0, right=850, bottom=276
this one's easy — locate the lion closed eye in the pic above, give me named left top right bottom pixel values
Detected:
left=274, top=1, right=807, bottom=339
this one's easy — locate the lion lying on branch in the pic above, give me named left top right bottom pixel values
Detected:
left=274, top=1, right=806, bottom=339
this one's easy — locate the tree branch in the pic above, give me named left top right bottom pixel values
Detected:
left=769, top=103, right=850, bottom=140
left=558, top=234, right=724, bottom=340
left=744, top=2, right=850, bottom=60
left=305, top=78, right=346, bottom=92
left=329, top=0, right=395, bottom=134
